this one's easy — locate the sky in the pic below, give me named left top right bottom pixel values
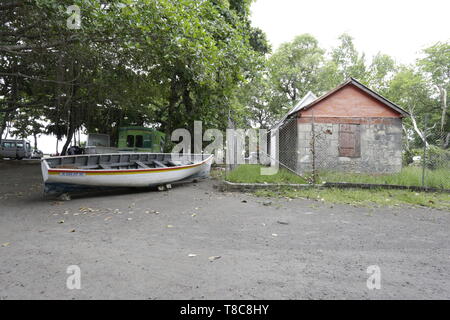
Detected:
left=250, top=0, right=450, bottom=64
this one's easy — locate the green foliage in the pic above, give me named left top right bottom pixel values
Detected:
left=268, top=34, right=325, bottom=104
left=330, top=33, right=367, bottom=83
left=418, top=41, right=450, bottom=135
left=385, top=66, right=445, bottom=147
left=0, top=0, right=268, bottom=152
left=406, top=146, right=450, bottom=170
left=424, top=146, right=450, bottom=169
left=367, top=53, right=398, bottom=94
left=419, top=42, right=450, bottom=86
left=232, top=70, right=282, bottom=128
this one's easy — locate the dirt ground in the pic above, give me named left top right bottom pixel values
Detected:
left=0, top=160, right=449, bottom=300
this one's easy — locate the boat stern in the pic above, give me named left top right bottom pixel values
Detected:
left=41, top=159, right=49, bottom=182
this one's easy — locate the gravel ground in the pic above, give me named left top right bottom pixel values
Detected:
left=0, top=160, right=449, bottom=300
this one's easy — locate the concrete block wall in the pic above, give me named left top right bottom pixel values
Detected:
left=296, top=119, right=403, bottom=173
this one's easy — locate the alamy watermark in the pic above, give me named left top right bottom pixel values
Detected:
left=66, top=5, right=81, bottom=30
left=66, top=265, right=81, bottom=290
left=366, top=265, right=381, bottom=290
left=170, top=121, right=279, bottom=175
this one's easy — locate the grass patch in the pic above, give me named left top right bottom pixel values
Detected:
left=226, top=164, right=307, bottom=184
left=319, top=167, right=450, bottom=189
left=225, top=165, right=450, bottom=189
left=254, top=187, right=450, bottom=210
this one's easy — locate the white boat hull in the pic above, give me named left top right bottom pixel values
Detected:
left=41, top=153, right=213, bottom=193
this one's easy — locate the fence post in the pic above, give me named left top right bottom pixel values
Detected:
left=311, top=109, right=317, bottom=184
left=421, top=115, right=428, bottom=188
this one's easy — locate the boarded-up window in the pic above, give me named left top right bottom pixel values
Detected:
left=339, top=124, right=360, bottom=158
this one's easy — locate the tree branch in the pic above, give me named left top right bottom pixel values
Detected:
left=0, top=72, right=79, bottom=84
left=0, top=102, right=47, bottom=113
left=0, top=1, right=25, bottom=11
left=409, top=110, right=429, bottom=147
left=0, top=36, right=79, bottom=52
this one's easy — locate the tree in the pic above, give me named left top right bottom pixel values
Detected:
left=0, top=0, right=268, bottom=153
left=268, top=34, right=325, bottom=106
left=367, top=53, right=397, bottom=94
left=418, top=41, right=450, bottom=146
left=385, top=67, right=438, bottom=147
left=234, top=71, right=275, bottom=129
left=330, top=33, right=367, bottom=83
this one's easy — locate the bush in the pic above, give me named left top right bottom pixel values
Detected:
left=407, top=145, right=450, bottom=169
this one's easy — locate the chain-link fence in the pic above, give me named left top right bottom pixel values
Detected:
left=224, top=115, right=449, bottom=190
left=308, top=116, right=449, bottom=190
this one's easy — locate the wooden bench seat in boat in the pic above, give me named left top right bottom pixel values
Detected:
left=134, top=161, right=150, bottom=169
left=152, top=160, right=167, bottom=168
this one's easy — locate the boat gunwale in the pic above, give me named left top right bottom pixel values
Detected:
left=43, top=153, right=213, bottom=174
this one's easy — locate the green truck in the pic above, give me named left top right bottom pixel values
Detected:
left=117, top=127, right=165, bottom=153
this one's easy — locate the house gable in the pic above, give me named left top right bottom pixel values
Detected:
left=297, top=80, right=407, bottom=119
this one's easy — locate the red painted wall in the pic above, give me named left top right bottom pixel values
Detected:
left=298, top=84, right=402, bottom=119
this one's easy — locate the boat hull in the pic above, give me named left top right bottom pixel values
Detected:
left=41, top=153, right=213, bottom=193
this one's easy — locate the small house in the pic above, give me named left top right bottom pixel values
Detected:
left=270, top=78, right=409, bottom=174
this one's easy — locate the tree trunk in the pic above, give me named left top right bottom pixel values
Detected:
left=60, top=60, right=78, bottom=155
left=54, top=54, right=64, bottom=155
left=33, top=132, right=37, bottom=149
left=164, top=77, right=180, bottom=152
left=183, top=86, right=196, bottom=152
left=61, top=124, right=74, bottom=155
left=410, top=111, right=428, bottom=147
left=4, top=125, right=10, bottom=139
left=0, top=112, right=9, bottom=145
left=1, top=61, right=18, bottom=144
left=183, top=87, right=194, bottom=118
left=438, top=86, right=448, bottom=148
left=439, top=87, right=448, bottom=134
left=402, top=124, right=410, bottom=152
left=73, top=128, right=77, bottom=146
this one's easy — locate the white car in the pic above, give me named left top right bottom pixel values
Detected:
left=31, top=148, right=44, bottom=159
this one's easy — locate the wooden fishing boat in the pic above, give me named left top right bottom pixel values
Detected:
left=41, top=153, right=213, bottom=194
